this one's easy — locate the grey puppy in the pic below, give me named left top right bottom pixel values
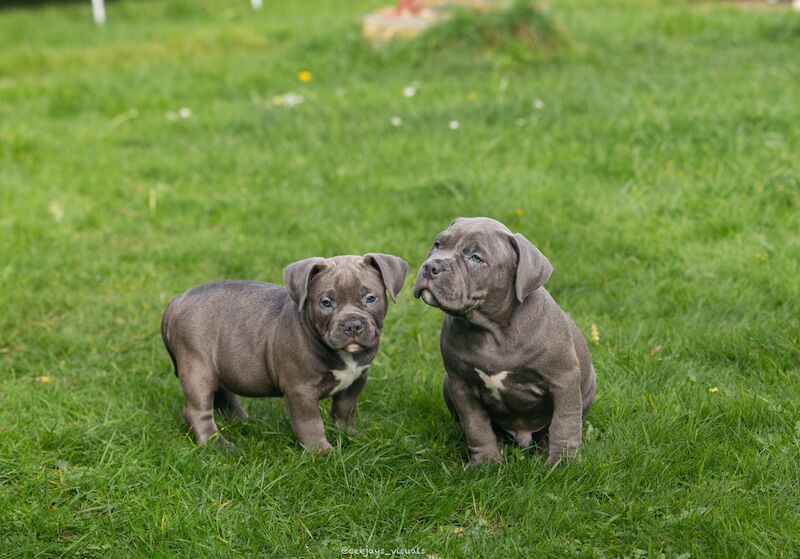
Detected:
left=413, top=218, right=595, bottom=467
left=161, top=254, right=408, bottom=451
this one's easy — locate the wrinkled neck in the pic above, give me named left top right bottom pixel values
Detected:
left=297, top=306, right=335, bottom=359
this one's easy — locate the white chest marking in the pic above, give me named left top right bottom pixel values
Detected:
left=529, top=383, right=546, bottom=396
left=475, top=368, right=511, bottom=401
left=331, top=352, right=369, bottom=395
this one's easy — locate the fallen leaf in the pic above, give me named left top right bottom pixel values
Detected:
left=708, top=386, right=719, bottom=393
left=591, top=323, right=600, bottom=344
left=649, top=345, right=662, bottom=356
left=34, top=376, right=50, bottom=383
left=48, top=201, right=64, bottom=222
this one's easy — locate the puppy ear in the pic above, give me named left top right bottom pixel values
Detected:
left=363, top=253, right=408, bottom=303
left=509, top=233, right=553, bottom=303
left=283, top=257, right=327, bottom=309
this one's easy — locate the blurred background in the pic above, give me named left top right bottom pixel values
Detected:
left=1, top=0, right=798, bottom=556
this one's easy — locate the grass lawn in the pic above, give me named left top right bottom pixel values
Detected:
left=1, top=0, right=799, bottom=556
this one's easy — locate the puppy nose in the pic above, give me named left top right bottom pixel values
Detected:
left=424, top=259, right=448, bottom=279
left=341, top=317, right=364, bottom=337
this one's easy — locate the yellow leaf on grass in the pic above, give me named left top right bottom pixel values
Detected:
left=48, top=201, right=64, bottom=222
left=34, top=376, right=50, bottom=383
left=591, top=323, right=600, bottom=344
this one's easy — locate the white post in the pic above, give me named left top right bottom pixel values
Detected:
left=251, top=0, right=263, bottom=9
left=91, top=0, right=106, bottom=24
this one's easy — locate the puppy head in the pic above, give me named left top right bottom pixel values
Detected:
left=412, top=217, right=552, bottom=317
left=284, top=254, right=408, bottom=353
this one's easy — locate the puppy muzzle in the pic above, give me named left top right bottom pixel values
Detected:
left=414, top=258, right=452, bottom=306
left=327, top=314, right=379, bottom=352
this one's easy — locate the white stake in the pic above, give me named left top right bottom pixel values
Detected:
left=91, top=0, right=106, bottom=24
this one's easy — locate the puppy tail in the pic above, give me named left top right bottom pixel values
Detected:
left=160, top=305, right=178, bottom=377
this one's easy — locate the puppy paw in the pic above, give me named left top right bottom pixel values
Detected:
left=200, top=431, right=234, bottom=448
left=465, top=450, right=502, bottom=470
left=331, top=418, right=356, bottom=436
left=544, top=441, right=578, bottom=467
left=303, top=440, right=333, bottom=454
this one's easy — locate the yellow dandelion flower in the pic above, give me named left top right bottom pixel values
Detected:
left=590, top=324, right=600, bottom=344
left=708, top=387, right=719, bottom=393
left=297, top=70, right=312, bottom=82
left=467, top=92, right=479, bottom=102
left=513, top=208, right=524, bottom=217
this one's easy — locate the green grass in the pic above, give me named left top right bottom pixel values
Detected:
left=1, top=0, right=799, bottom=556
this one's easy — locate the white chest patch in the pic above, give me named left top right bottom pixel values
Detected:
left=475, top=368, right=511, bottom=401
left=330, top=352, right=369, bottom=395
left=528, top=383, right=546, bottom=396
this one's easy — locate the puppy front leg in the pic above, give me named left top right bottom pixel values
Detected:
left=546, top=368, right=583, bottom=467
left=284, top=391, right=332, bottom=453
left=330, top=371, right=367, bottom=436
left=446, top=372, right=501, bottom=468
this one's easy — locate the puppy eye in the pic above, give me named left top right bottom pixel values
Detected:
left=365, top=294, right=377, bottom=304
left=469, top=254, right=484, bottom=263
left=432, top=242, right=440, bottom=250
left=320, top=298, right=333, bottom=308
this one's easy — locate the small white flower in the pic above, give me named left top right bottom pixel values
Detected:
left=403, top=86, right=417, bottom=98
left=390, top=116, right=403, bottom=127
left=268, top=93, right=305, bottom=108
left=448, top=120, right=460, bottom=130
left=282, top=93, right=305, bottom=107
left=178, top=107, right=192, bottom=119
left=533, top=98, right=544, bottom=110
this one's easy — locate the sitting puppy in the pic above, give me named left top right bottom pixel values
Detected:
left=161, top=254, right=408, bottom=451
left=413, top=218, right=595, bottom=467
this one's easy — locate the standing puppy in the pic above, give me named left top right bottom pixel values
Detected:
left=161, top=254, right=408, bottom=451
left=413, top=218, right=595, bottom=467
